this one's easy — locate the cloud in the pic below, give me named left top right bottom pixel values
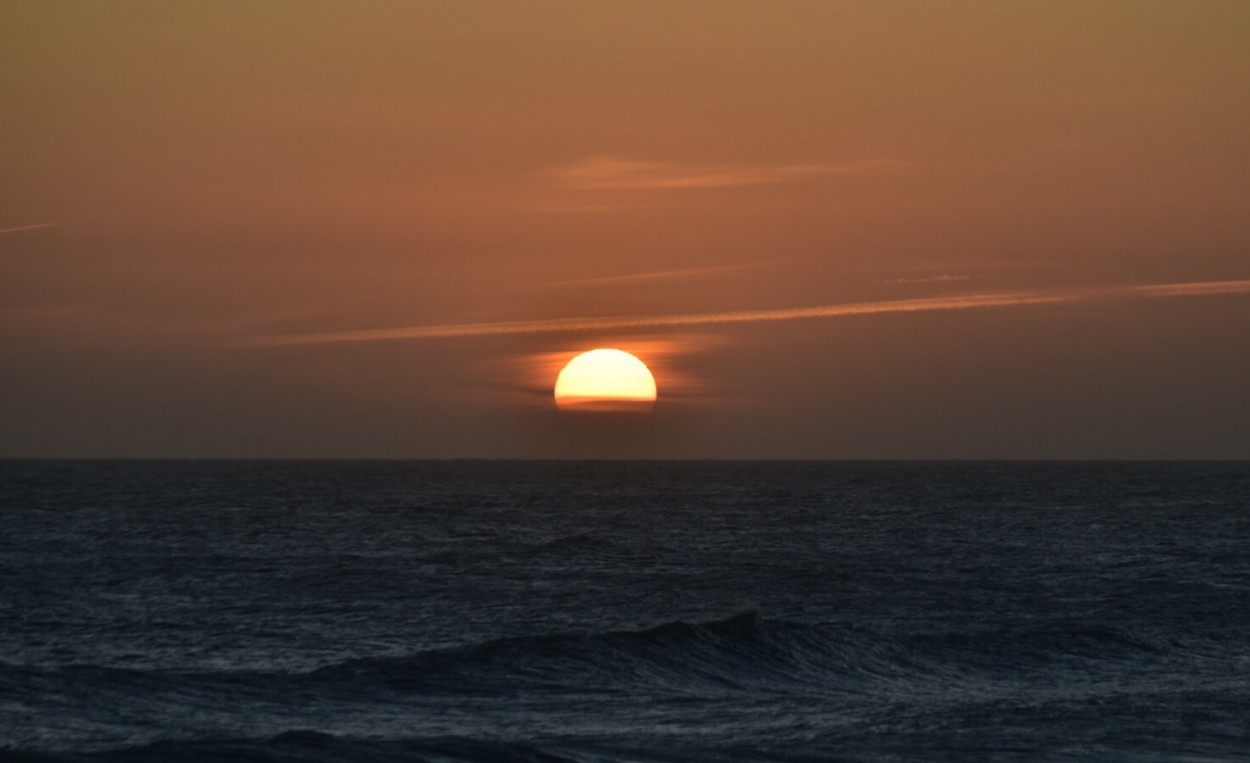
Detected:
left=879, top=274, right=976, bottom=285
left=235, top=279, right=1250, bottom=347
left=548, top=156, right=905, bottom=192
left=1126, top=280, right=1250, bottom=298
left=538, top=263, right=765, bottom=289
left=0, top=221, right=73, bottom=236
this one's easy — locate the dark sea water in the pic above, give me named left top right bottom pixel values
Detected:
left=2, top=460, right=1249, bottom=762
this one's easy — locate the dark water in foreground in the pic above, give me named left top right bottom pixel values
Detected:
left=2, top=460, right=1249, bottom=762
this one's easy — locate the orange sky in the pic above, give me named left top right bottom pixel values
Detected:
left=3, top=1, right=1249, bottom=458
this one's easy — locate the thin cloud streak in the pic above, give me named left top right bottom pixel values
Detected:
left=881, top=274, right=976, bottom=285
left=540, top=263, right=764, bottom=289
left=0, top=221, right=72, bottom=236
left=550, top=156, right=904, bottom=191
left=1127, top=280, right=1250, bottom=297
left=239, top=279, right=1250, bottom=347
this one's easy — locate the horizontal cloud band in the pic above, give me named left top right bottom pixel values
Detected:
left=241, top=279, right=1250, bottom=346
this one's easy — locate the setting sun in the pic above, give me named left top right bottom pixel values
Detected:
left=554, top=349, right=657, bottom=411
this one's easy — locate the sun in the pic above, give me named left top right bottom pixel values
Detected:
left=554, top=349, right=657, bottom=411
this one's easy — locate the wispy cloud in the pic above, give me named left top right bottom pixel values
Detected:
left=236, top=279, right=1250, bottom=347
left=879, top=274, right=977, bottom=285
left=548, top=156, right=905, bottom=192
left=1126, top=280, right=1250, bottom=298
left=0, top=221, right=74, bottom=236
left=539, top=263, right=764, bottom=289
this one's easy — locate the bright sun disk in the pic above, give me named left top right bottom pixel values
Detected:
left=554, top=349, right=657, bottom=411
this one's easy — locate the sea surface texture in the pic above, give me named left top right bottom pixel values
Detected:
left=2, top=460, right=1248, bottom=762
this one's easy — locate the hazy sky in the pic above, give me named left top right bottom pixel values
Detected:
left=3, top=1, right=1249, bottom=458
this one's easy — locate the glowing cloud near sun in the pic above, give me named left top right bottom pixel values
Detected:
left=554, top=349, right=657, bottom=411
left=237, top=278, right=1250, bottom=347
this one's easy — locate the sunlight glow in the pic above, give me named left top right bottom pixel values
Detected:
left=554, top=349, right=657, bottom=411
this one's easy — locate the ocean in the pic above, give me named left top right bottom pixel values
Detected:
left=2, top=460, right=1248, bottom=761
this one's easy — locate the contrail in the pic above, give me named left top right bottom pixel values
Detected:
left=541, top=263, right=765, bottom=289
left=239, top=279, right=1250, bottom=347
left=0, top=221, right=72, bottom=236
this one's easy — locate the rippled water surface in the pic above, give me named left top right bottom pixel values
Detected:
left=3, top=460, right=1248, bottom=761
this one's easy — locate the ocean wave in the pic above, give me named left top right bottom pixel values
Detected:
left=5, top=614, right=1247, bottom=760
left=308, top=611, right=1207, bottom=698
left=3, top=729, right=581, bottom=763
left=3, top=613, right=1231, bottom=708
left=313, top=611, right=857, bottom=695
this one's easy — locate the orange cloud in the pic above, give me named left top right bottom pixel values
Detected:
left=0, top=221, right=72, bottom=235
left=237, top=279, right=1250, bottom=347
left=548, top=156, right=905, bottom=191
left=538, top=263, right=765, bottom=289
